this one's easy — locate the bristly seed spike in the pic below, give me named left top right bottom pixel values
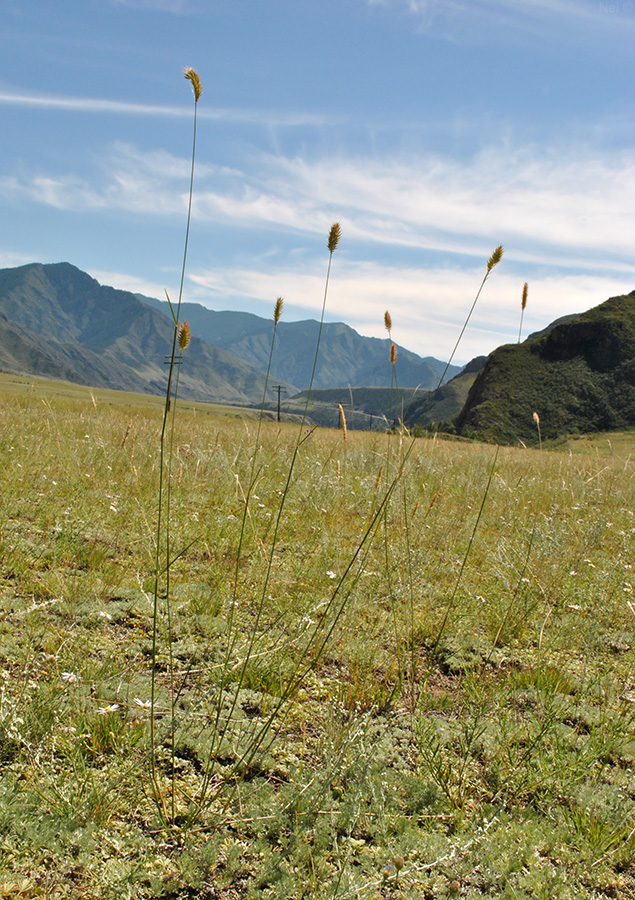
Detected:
left=178, top=321, right=191, bottom=351
left=328, top=223, right=341, bottom=253
left=274, top=296, right=284, bottom=325
left=184, top=67, right=202, bottom=103
left=338, top=403, right=347, bottom=439
left=487, top=245, right=504, bottom=272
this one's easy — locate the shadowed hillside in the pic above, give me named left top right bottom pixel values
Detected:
left=0, top=263, right=279, bottom=404
left=455, top=291, right=635, bottom=444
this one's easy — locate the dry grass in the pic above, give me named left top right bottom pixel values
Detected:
left=0, top=381, right=634, bottom=897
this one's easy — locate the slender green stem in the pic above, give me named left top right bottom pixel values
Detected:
left=150, top=75, right=200, bottom=824
left=430, top=444, right=501, bottom=656
left=195, top=231, right=339, bottom=814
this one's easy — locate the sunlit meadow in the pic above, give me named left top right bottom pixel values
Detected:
left=0, top=377, right=634, bottom=899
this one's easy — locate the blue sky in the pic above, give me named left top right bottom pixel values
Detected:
left=0, top=0, right=633, bottom=364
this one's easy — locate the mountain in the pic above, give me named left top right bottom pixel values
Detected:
left=138, top=295, right=460, bottom=391
left=0, top=263, right=276, bottom=404
left=455, top=291, right=635, bottom=444
left=403, top=356, right=487, bottom=430
left=277, top=386, right=430, bottom=430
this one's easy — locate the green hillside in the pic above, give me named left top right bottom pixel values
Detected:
left=456, top=290, right=635, bottom=444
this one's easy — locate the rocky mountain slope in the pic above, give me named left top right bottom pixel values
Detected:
left=0, top=263, right=282, bottom=404
left=139, top=295, right=459, bottom=391
left=455, top=291, right=635, bottom=444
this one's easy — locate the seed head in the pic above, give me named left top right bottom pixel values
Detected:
left=487, top=245, right=504, bottom=272
left=384, top=310, right=392, bottom=333
left=533, top=411, right=540, bottom=426
left=178, top=321, right=191, bottom=351
left=390, top=342, right=397, bottom=366
left=327, top=222, right=341, bottom=253
left=274, top=296, right=284, bottom=325
left=521, top=282, right=528, bottom=311
left=184, top=67, right=202, bottom=103
left=338, top=403, right=347, bottom=440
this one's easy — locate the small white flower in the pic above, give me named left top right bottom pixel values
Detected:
left=326, top=570, right=337, bottom=579
left=62, top=672, right=79, bottom=684
left=96, top=704, right=119, bottom=715
left=134, top=698, right=152, bottom=708
left=99, top=611, right=113, bottom=620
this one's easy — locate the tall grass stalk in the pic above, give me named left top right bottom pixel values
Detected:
left=192, top=225, right=342, bottom=817
left=149, top=67, right=201, bottom=823
left=377, top=248, right=504, bottom=659
left=534, top=410, right=542, bottom=449
left=479, top=283, right=538, bottom=667
left=199, top=295, right=285, bottom=808
left=227, top=296, right=284, bottom=614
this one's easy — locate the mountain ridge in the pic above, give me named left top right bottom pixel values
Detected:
left=454, top=290, right=635, bottom=443
left=138, top=294, right=460, bottom=391
left=0, top=262, right=277, bottom=404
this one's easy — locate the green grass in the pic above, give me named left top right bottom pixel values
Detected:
left=1, top=385, right=635, bottom=898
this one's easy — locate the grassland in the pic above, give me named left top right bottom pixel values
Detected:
left=1, top=379, right=635, bottom=899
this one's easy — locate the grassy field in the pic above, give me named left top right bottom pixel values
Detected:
left=1, top=379, right=635, bottom=899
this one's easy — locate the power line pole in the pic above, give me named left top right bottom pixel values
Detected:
left=273, top=385, right=287, bottom=421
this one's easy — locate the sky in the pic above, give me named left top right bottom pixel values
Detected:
left=0, top=0, right=633, bottom=365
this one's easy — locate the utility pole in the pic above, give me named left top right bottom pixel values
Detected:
left=273, top=385, right=287, bottom=421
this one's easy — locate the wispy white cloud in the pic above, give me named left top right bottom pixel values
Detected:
left=91, top=269, right=175, bottom=301
left=186, top=260, right=634, bottom=362
left=0, top=89, right=329, bottom=127
left=368, top=0, right=635, bottom=39
left=2, top=139, right=633, bottom=279
left=0, top=250, right=41, bottom=270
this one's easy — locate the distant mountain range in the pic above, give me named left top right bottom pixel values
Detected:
left=138, top=295, right=460, bottom=392
left=3, top=263, right=630, bottom=444
left=0, top=263, right=274, bottom=404
left=0, top=263, right=458, bottom=408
